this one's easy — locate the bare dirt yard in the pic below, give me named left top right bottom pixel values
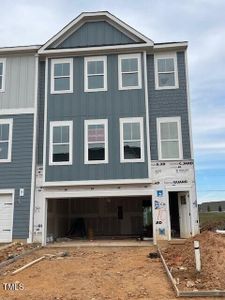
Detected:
left=0, top=246, right=168, bottom=300
left=0, top=244, right=219, bottom=300
left=163, top=231, right=225, bottom=291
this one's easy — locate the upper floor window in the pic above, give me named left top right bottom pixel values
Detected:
left=0, top=58, right=6, bottom=92
left=154, top=53, right=179, bottom=89
left=49, top=121, right=73, bottom=165
left=118, top=54, right=142, bottom=90
left=84, top=56, right=107, bottom=92
left=84, top=119, right=108, bottom=164
left=0, top=119, right=13, bottom=163
left=157, top=117, right=183, bottom=160
left=120, top=117, right=144, bottom=163
left=51, top=58, right=73, bottom=94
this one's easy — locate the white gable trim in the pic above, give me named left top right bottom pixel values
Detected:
left=38, top=43, right=150, bottom=56
left=38, top=12, right=153, bottom=53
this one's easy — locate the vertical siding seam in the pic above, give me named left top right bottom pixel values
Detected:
left=43, top=58, right=48, bottom=183
left=143, top=51, right=151, bottom=179
left=184, top=50, right=194, bottom=159
left=27, top=54, right=39, bottom=243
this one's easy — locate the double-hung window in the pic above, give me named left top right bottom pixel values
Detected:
left=0, top=58, right=6, bottom=92
left=51, top=58, right=73, bottom=94
left=84, top=119, right=108, bottom=164
left=0, top=119, right=13, bottom=163
left=154, top=53, right=179, bottom=89
left=157, top=117, right=183, bottom=160
left=118, top=54, right=142, bottom=90
left=49, top=121, right=73, bottom=165
left=84, top=56, right=107, bottom=92
left=120, top=117, right=144, bottom=162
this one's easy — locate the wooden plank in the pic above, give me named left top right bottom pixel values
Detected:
left=12, top=256, right=45, bottom=275
left=0, top=246, right=40, bottom=272
left=157, top=247, right=179, bottom=296
left=179, top=290, right=225, bottom=297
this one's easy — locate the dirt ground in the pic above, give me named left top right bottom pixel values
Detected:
left=0, top=243, right=38, bottom=263
left=0, top=244, right=221, bottom=300
left=0, top=245, right=174, bottom=300
left=162, top=231, right=225, bottom=291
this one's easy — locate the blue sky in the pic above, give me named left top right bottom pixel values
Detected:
left=1, top=0, right=225, bottom=203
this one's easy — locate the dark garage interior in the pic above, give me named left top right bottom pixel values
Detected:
left=47, top=196, right=153, bottom=240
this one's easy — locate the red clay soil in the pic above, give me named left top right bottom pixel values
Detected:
left=0, top=246, right=177, bottom=300
left=0, top=243, right=38, bottom=264
left=162, top=231, right=225, bottom=291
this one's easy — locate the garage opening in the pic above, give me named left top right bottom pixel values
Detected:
left=169, top=191, right=191, bottom=239
left=47, top=196, right=152, bottom=241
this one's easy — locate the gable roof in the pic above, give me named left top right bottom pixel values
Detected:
left=38, top=11, right=154, bottom=53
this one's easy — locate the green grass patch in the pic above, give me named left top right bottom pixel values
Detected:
left=199, top=212, right=225, bottom=226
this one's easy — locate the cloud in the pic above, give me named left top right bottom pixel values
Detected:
left=0, top=0, right=225, bottom=202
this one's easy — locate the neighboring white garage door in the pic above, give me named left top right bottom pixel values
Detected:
left=0, top=194, right=14, bottom=243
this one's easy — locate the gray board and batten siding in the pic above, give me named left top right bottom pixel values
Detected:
left=0, top=114, right=34, bottom=239
left=0, top=55, right=36, bottom=109
left=51, top=21, right=138, bottom=49
left=44, top=53, right=149, bottom=182
left=147, top=51, right=191, bottom=160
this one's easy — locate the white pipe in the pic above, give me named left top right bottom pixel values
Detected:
left=216, top=230, right=225, bottom=234
left=194, top=240, right=201, bottom=272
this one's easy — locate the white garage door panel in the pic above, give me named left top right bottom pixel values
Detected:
left=0, top=194, right=14, bottom=243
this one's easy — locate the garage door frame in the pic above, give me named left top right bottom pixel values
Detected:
left=0, top=189, right=15, bottom=243
left=42, top=186, right=154, bottom=246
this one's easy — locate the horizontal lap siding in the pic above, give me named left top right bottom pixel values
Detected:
left=147, top=52, right=191, bottom=160
left=45, top=54, right=148, bottom=182
left=0, top=114, right=34, bottom=239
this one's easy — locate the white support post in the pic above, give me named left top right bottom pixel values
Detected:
left=194, top=240, right=201, bottom=272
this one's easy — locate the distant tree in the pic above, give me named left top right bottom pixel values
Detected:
left=207, top=206, right=210, bottom=212
left=218, top=206, right=222, bottom=212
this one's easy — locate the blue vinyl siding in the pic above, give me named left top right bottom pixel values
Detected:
left=55, top=21, right=137, bottom=49
left=147, top=51, right=191, bottom=160
left=0, top=114, right=34, bottom=239
left=45, top=53, right=149, bottom=182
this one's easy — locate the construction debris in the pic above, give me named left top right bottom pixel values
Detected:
left=147, top=252, right=159, bottom=259
left=12, top=256, right=46, bottom=275
left=0, top=242, right=38, bottom=264
left=162, top=231, right=225, bottom=290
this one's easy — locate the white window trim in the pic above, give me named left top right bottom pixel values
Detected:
left=120, top=117, right=145, bottom=163
left=0, top=58, right=6, bottom=93
left=84, top=56, right=107, bottom=92
left=49, top=120, right=73, bottom=166
left=84, top=119, right=108, bottom=164
left=157, top=116, right=183, bottom=160
left=154, top=52, right=179, bottom=90
left=118, top=53, right=142, bottom=90
left=0, top=118, right=13, bottom=163
left=50, top=58, right=73, bottom=94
